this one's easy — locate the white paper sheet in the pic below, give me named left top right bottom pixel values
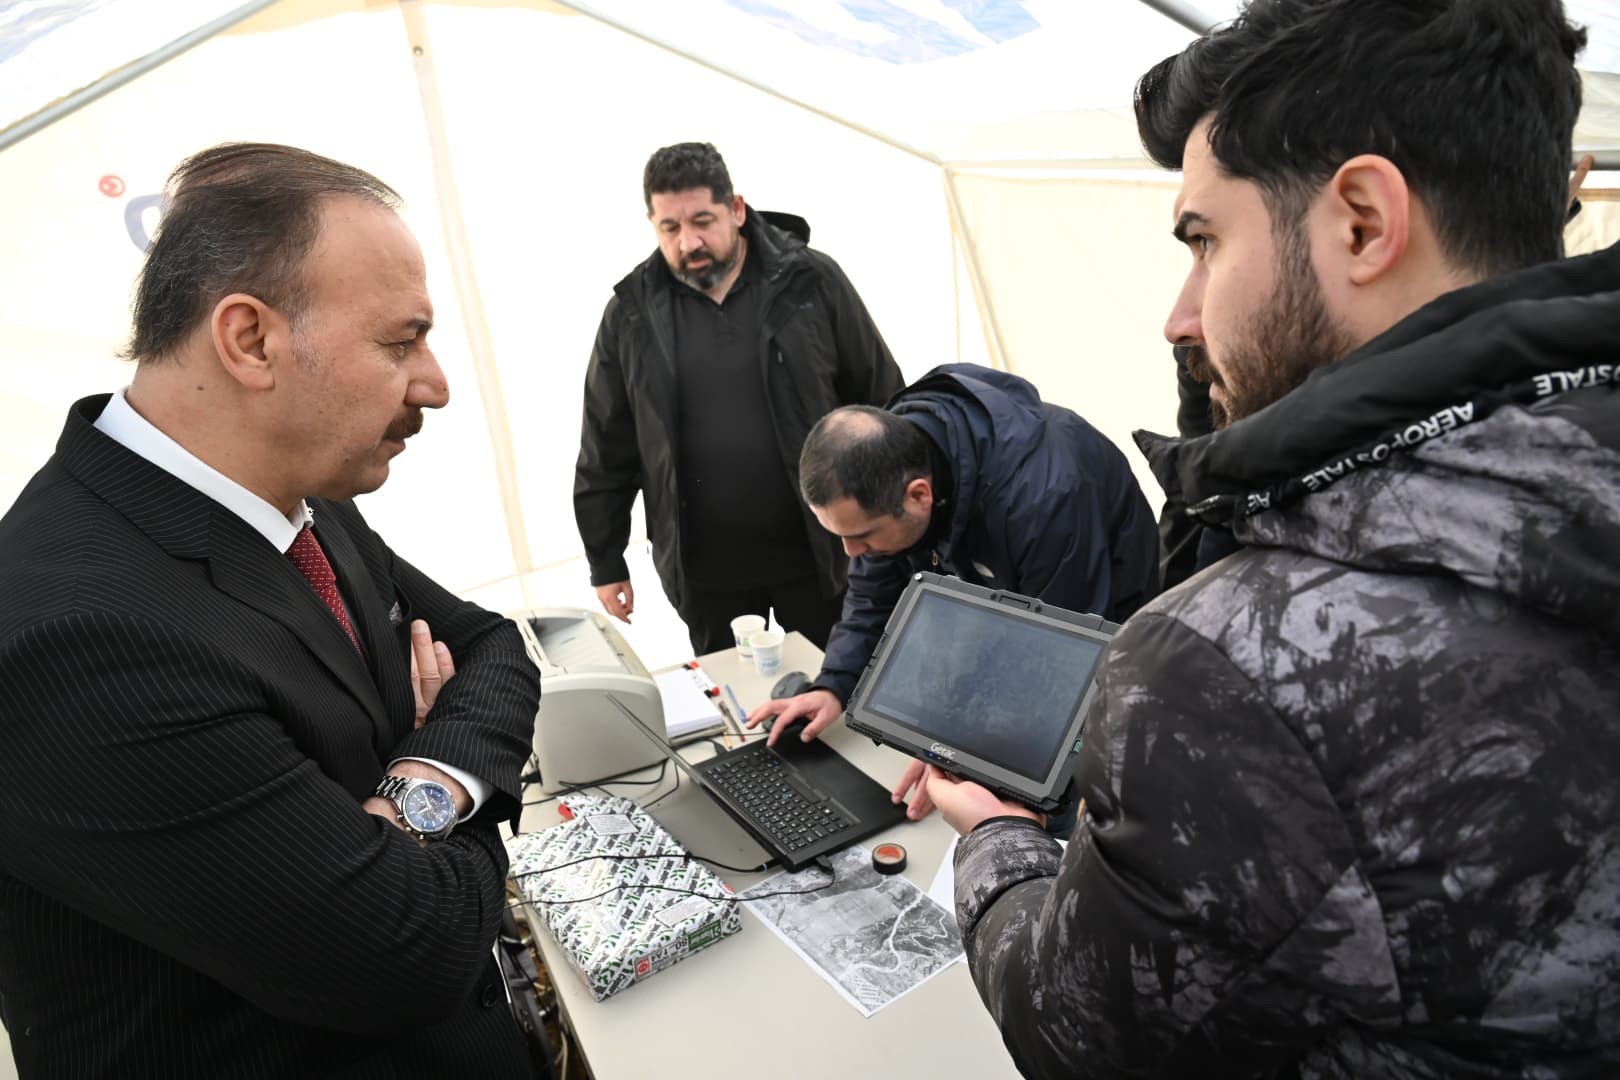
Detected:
left=739, top=846, right=964, bottom=1018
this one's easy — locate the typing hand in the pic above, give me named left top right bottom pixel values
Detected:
left=890, top=759, right=937, bottom=821
left=924, top=765, right=1044, bottom=836
left=745, top=689, right=843, bottom=747
left=595, top=580, right=634, bottom=624
left=409, top=619, right=455, bottom=728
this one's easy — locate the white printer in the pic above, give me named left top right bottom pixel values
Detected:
left=512, top=607, right=665, bottom=794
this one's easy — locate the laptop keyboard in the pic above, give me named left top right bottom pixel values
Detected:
left=704, top=746, right=856, bottom=855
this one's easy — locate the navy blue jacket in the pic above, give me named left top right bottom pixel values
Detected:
left=813, top=364, right=1160, bottom=702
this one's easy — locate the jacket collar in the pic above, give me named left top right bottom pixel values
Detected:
left=56, top=396, right=388, bottom=732
left=1135, top=240, right=1620, bottom=525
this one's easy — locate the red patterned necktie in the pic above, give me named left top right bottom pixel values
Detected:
left=287, top=525, right=363, bottom=656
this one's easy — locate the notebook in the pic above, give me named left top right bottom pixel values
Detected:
left=844, top=572, right=1118, bottom=813
left=606, top=689, right=905, bottom=872
left=652, top=667, right=726, bottom=742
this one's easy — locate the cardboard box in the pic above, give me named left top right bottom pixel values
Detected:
left=507, top=794, right=742, bottom=1001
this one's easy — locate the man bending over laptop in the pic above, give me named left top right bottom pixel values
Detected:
left=745, top=362, right=1159, bottom=822
left=925, top=0, right=1620, bottom=1075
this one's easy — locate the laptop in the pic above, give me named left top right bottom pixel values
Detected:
left=608, top=688, right=906, bottom=873
left=844, top=572, right=1119, bottom=813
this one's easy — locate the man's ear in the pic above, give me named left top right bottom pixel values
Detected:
left=211, top=294, right=284, bottom=391
left=905, top=476, right=934, bottom=513
left=730, top=194, right=746, bottom=227
left=1323, top=154, right=1410, bottom=286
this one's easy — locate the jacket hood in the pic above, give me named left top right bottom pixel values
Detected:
left=1136, top=242, right=1620, bottom=630
left=891, top=364, right=1048, bottom=556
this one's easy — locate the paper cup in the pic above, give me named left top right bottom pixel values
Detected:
left=748, top=629, right=785, bottom=676
left=730, top=614, right=766, bottom=657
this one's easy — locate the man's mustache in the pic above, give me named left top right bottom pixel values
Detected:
left=385, top=411, right=424, bottom=442
left=1182, top=345, right=1222, bottom=387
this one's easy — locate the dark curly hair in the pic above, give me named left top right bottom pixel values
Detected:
left=1135, top=0, right=1587, bottom=276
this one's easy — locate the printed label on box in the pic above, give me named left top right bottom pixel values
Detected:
left=586, top=813, right=636, bottom=837
left=686, top=920, right=727, bottom=952
left=654, top=895, right=712, bottom=928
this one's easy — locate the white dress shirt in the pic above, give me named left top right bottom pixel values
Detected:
left=94, top=388, right=490, bottom=817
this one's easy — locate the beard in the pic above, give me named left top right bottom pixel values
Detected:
left=670, top=237, right=740, bottom=291
left=1202, top=225, right=1358, bottom=429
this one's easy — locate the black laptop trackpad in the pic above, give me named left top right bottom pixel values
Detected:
left=773, top=739, right=899, bottom=821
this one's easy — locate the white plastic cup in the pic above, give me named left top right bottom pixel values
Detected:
left=730, top=614, right=766, bottom=657
left=749, top=629, right=785, bottom=677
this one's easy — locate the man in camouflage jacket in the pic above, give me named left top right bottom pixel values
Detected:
left=928, top=1, right=1620, bottom=1075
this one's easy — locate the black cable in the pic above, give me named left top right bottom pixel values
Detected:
left=642, top=763, right=681, bottom=810
left=563, top=768, right=669, bottom=790
left=507, top=853, right=834, bottom=909
left=520, top=759, right=670, bottom=808
left=510, top=878, right=832, bottom=909
left=511, top=849, right=773, bottom=879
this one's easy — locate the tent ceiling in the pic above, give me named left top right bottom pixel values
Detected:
left=5, top=0, right=1618, bottom=166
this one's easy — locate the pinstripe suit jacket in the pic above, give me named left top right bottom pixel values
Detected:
left=0, top=397, right=539, bottom=1078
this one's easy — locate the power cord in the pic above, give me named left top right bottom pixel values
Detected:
left=507, top=851, right=835, bottom=909
left=521, top=759, right=671, bottom=808
left=512, top=850, right=771, bottom=878
left=642, top=764, right=682, bottom=809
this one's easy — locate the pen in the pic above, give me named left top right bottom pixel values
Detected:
left=723, top=684, right=749, bottom=734
left=715, top=699, right=742, bottom=748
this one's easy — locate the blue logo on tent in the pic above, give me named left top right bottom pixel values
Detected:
left=725, top=0, right=1038, bottom=64
left=124, top=193, right=164, bottom=252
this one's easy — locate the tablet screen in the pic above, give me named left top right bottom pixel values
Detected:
left=861, top=590, right=1105, bottom=781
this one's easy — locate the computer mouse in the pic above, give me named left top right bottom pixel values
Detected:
left=767, top=716, right=813, bottom=745
left=771, top=670, right=811, bottom=699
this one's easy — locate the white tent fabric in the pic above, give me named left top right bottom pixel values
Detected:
left=1, top=0, right=1617, bottom=680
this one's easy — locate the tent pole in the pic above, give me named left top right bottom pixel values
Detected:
left=1135, top=0, right=1218, bottom=34
left=399, top=0, right=535, bottom=579
left=0, top=0, right=285, bottom=153
left=942, top=167, right=1010, bottom=372
left=549, top=0, right=939, bottom=166
left=950, top=214, right=962, bottom=366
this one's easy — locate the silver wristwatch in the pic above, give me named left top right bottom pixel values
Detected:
left=373, top=775, right=457, bottom=841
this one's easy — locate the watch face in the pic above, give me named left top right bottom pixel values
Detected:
left=401, top=782, right=456, bottom=835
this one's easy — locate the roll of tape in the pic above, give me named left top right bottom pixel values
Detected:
left=872, top=842, right=908, bottom=875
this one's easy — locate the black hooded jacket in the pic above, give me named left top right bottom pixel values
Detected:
left=814, top=364, right=1160, bottom=703
left=573, top=208, right=903, bottom=611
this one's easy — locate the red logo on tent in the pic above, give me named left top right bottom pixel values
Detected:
left=99, top=175, right=125, bottom=198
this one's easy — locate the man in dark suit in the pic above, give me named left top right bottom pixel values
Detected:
left=0, top=144, right=539, bottom=1078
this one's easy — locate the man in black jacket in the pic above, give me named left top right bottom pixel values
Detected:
left=0, top=145, right=537, bottom=1077
left=926, top=2, right=1620, bottom=1076
left=574, top=142, right=904, bottom=654
left=747, top=363, right=1159, bottom=821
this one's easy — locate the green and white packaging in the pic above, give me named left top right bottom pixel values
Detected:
left=507, top=794, right=742, bottom=1001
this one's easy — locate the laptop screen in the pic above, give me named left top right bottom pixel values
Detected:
left=859, top=589, right=1106, bottom=782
